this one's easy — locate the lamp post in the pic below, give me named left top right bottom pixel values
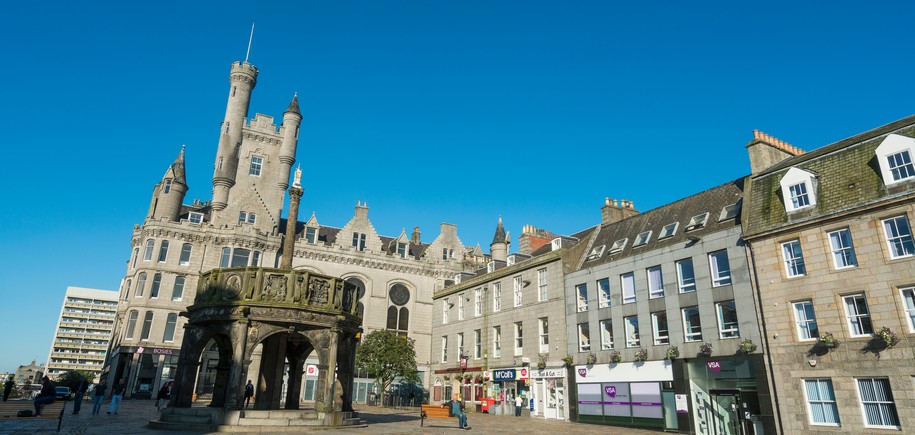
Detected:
left=459, top=354, right=468, bottom=406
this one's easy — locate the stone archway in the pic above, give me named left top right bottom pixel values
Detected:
left=154, top=267, right=362, bottom=431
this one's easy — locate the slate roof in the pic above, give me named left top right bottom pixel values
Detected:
left=278, top=219, right=431, bottom=259
left=491, top=217, right=506, bottom=245
left=580, top=178, right=745, bottom=268
left=743, top=115, right=915, bottom=238
left=285, top=94, right=300, bottom=115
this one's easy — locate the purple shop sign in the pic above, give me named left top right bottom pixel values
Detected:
left=604, top=386, right=617, bottom=398
left=707, top=360, right=722, bottom=373
left=577, top=368, right=587, bottom=377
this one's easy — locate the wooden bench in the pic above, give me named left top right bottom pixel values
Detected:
left=420, top=403, right=453, bottom=427
left=0, top=400, right=67, bottom=419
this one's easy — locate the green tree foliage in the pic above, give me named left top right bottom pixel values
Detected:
left=55, top=370, right=96, bottom=390
left=354, top=330, right=419, bottom=406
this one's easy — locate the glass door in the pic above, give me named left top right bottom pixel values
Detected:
left=711, top=393, right=741, bottom=435
left=556, top=386, right=565, bottom=419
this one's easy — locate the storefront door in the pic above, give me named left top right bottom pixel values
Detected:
left=555, top=386, right=565, bottom=419
left=710, top=392, right=741, bottom=435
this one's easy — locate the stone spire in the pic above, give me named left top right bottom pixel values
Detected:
left=490, top=216, right=508, bottom=262
left=285, top=92, right=300, bottom=115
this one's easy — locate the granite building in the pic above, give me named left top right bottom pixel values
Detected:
left=743, top=118, right=915, bottom=433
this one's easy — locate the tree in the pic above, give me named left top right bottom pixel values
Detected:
left=55, top=370, right=96, bottom=390
left=354, top=330, right=419, bottom=407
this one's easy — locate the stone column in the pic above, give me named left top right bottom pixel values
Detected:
left=281, top=186, right=304, bottom=269
left=321, top=330, right=339, bottom=416
left=172, top=360, right=200, bottom=407
left=256, top=334, right=287, bottom=409
left=225, top=320, right=249, bottom=409
left=284, top=358, right=306, bottom=409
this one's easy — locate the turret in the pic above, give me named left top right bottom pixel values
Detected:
left=277, top=94, right=301, bottom=191
left=489, top=216, right=508, bottom=262
left=148, top=146, right=188, bottom=222
left=211, top=61, right=258, bottom=211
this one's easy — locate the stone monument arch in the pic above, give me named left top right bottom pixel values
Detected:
left=153, top=267, right=363, bottom=431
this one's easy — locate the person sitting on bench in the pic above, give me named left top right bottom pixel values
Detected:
left=33, top=377, right=55, bottom=417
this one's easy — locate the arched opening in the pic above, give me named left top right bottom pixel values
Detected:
left=245, top=330, right=318, bottom=410
left=193, top=334, right=233, bottom=408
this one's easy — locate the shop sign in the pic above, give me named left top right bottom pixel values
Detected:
left=577, top=367, right=588, bottom=378
left=482, top=371, right=491, bottom=380
left=135, top=346, right=177, bottom=356
left=707, top=360, right=722, bottom=373
left=306, top=364, right=319, bottom=376
left=531, top=368, right=564, bottom=378
left=605, top=385, right=617, bottom=397
left=492, top=369, right=516, bottom=381
left=675, top=394, right=689, bottom=413
left=518, top=368, right=528, bottom=380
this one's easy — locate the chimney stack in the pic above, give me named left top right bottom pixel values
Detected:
left=601, top=197, right=639, bottom=225
left=411, top=226, right=421, bottom=245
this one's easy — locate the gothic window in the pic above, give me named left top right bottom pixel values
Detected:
left=387, top=283, right=410, bottom=336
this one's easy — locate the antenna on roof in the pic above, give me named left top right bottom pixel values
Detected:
left=244, top=22, right=255, bottom=63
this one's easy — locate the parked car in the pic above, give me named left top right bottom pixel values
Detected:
left=55, top=386, right=72, bottom=401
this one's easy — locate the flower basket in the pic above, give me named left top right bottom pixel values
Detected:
left=876, top=326, right=899, bottom=349
left=474, top=374, right=483, bottom=383
left=817, top=332, right=840, bottom=349
left=562, top=355, right=574, bottom=366
left=586, top=353, right=597, bottom=365
left=608, top=351, right=622, bottom=363
left=634, top=349, right=648, bottom=362
left=666, top=346, right=680, bottom=360
left=537, top=359, right=546, bottom=369
left=443, top=375, right=451, bottom=381
left=738, top=339, right=757, bottom=354
left=699, top=342, right=713, bottom=356
left=464, top=375, right=472, bottom=383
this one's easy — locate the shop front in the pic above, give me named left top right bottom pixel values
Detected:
left=574, top=361, right=675, bottom=430
left=530, top=366, right=567, bottom=420
left=676, top=355, right=767, bottom=435
left=106, top=345, right=180, bottom=399
left=485, top=366, right=530, bottom=416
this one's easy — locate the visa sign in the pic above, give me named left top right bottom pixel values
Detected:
left=492, top=369, right=516, bottom=381
left=707, top=361, right=722, bottom=373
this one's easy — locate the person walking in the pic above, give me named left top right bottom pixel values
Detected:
left=107, top=378, right=126, bottom=415
left=33, top=377, right=55, bottom=417
left=72, top=377, right=89, bottom=414
left=515, top=394, right=523, bottom=417
left=450, top=394, right=470, bottom=430
left=2, top=376, right=14, bottom=401
left=244, top=380, right=254, bottom=408
left=91, top=380, right=107, bottom=415
left=156, top=381, right=172, bottom=410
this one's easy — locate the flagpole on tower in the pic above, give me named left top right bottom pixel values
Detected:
left=245, top=22, right=255, bottom=63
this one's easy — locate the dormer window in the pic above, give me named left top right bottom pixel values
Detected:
left=586, top=245, right=605, bottom=261
left=719, top=202, right=739, bottom=222
left=352, top=232, right=366, bottom=251
left=249, top=156, right=263, bottom=176
left=633, top=231, right=652, bottom=247
left=685, top=213, right=710, bottom=231
left=779, top=167, right=818, bottom=212
left=487, top=261, right=496, bottom=273
left=551, top=238, right=562, bottom=251
left=454, top=273, right=463, bottom=284
left=397, top=242, right=407, bottom=258
left=658, top=222, right=678, bottom=239
left=608, top=238, right=628, bottom=254
left=188, top=212, right=203, bottom=224
left=875, top=134, right=915, bottom=185
left=305, top=227, right=318, bottom=244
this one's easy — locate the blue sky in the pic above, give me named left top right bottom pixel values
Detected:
left=2, top=1, right=914, bottom=372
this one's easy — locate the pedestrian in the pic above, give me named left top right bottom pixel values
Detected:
left=33, top=377, right=55, bottom=417
left=72, top=377, right=89, bottom=414
left=156, top=381, right=172, bottom=410
left=91, top=380, right=107, bottom=415
left=2, top=375, right=13, bottom=401
left=107, top=378, right=126, bottom=415
left=515, top=394, right=523, bottom=417
left=244, top=380, right=254, bottom=407
left=450, top=393, right=470, bottom=430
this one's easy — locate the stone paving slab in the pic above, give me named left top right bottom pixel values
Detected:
left=0, top=399, right=662, bottom=434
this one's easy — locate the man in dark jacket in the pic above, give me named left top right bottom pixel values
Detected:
left=33, top=377, right=55, bottom=416
left=91, top=380, right=107, bottom=415
left=3, top=376, right=14, bottom=401
left=72, top=377, right=89, bottom=414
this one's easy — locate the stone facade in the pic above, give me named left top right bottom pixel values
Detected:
left=744, top=118, right=915, bottom=434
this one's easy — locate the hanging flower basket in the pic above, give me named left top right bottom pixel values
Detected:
left=562, top=355, right=574, bottom=366
left=634, top=349, right=648, bottom=362
left=666, top=346, right=680, bottom=360
left=876, top=326, right=900, bottom=349
left=608, top=351, right=622, bottom=363
left=586, top=353, right=597, bottom=364
left=817, top=332, right=840, bottom=349
left=443, top=375, right=451, bottom=381
left=537, top=358, right=547, bottom=369
left=464, top=375, right=473, bottom=383
left=474, top=374, right=483, bottom=383
left=738, top=339, right=757, bottom=354
left=699, top=342, right=713, bottom=355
